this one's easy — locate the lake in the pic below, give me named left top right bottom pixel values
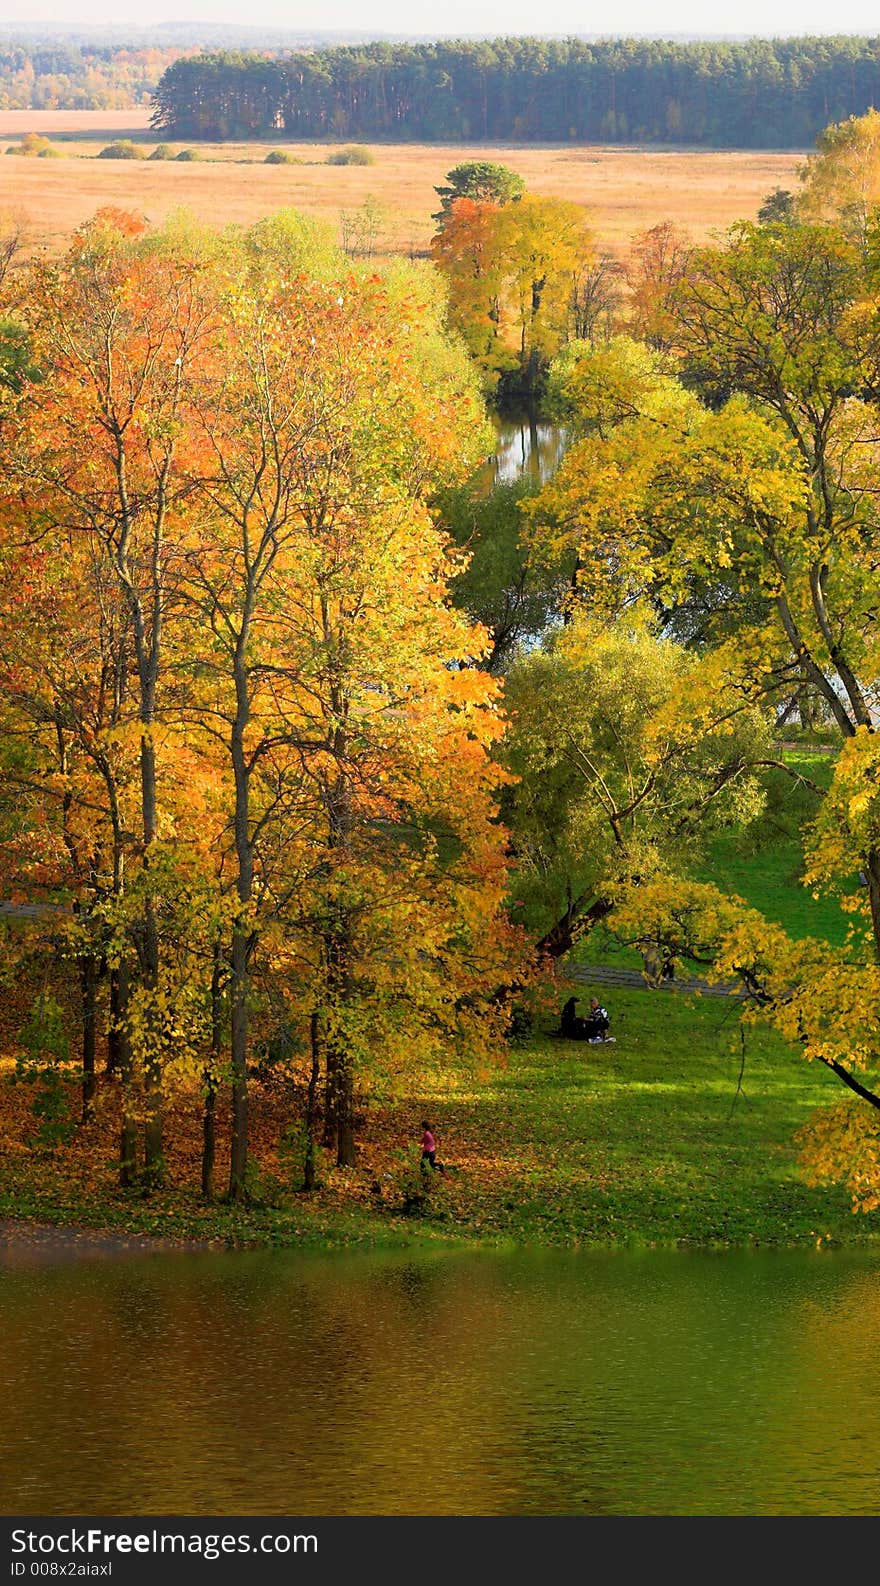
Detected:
left=2, top=1242, right=879, bottom=1516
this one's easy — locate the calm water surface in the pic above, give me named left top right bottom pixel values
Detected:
left=2, top=1243, right=880, bottom=1516
left=489, top=415, right=568, bottom=486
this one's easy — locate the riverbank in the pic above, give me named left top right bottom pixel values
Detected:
left=1, top=981, right=873, bottom=1255
left=0, top=1217, right=225, bottom=1262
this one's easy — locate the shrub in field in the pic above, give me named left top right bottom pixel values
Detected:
left=7, top=133, right=57, bottom=157
left=264, top=149, right=298, bottom=163
left=98, top=140, right=145, bottom=159
left=327, top=145, right=375, bottom=165
left=175, top=148, right=200, bottom=161
left=149, top=143, right=174, bottom=160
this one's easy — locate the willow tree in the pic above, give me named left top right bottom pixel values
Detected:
left=502, top=616, right=770, bottom=961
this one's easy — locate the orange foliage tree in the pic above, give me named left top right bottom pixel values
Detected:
left=180, top=258, right=523, bottom=1183
left=432, top=193, right=593, bottom=396
left=0, top=208, right=527, bottom=1197
left=0, top=208, right=223, bottom=1183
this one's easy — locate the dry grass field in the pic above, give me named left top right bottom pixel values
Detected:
left=0, top=108, right=804, bottom=258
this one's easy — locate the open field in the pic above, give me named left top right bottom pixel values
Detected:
left=0, top=109, right=154, bottom=137
left=0, top=109, right=804, bottom=257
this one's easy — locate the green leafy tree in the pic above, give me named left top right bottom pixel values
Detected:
left=502, top=616, right=769, bottom=959
left=433, top=161, right=525, bottom=226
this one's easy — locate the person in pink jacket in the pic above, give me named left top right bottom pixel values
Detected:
left=421, top=1121, right=446, bottom=1174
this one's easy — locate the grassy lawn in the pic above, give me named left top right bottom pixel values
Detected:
left=0, top=981, right=870, bottom=1251
left=696, top=752, right=851, bottom=946
left=577, top=751, right=848, bottom=971
left=417, top=984, right=866, bottom=1248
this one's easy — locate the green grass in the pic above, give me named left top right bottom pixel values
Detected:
left=1, top=981, right=870, bottom=1251
left=421, top=984, right=867, bottom=1248
left=695, top=752, right=851, bottom=946
left=576, top=750, right=848, bottom=972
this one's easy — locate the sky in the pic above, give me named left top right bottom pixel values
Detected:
left=1, top=0, right=879, bottom=36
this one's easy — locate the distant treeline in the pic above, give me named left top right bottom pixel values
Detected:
left=0, top=41, right=187, bottom=111
left=0, top=31, right=378, bottom=112
left=151, top=37, right=880, bottom=147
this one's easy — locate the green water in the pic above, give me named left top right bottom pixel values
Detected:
left=2, top=1244, right=879, bottom=1516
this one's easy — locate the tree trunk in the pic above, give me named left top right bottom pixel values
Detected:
left=336, top=1054, right=355, bottom=1168
left=228, top=925, right=250, bottom=1200
left=303, top=1010, right=320, bottom=1192
left=80, top=951, right=97, bottom=1124
left=106, top=966, right=121, bottom=1077
left=321, top=676, right=356, bottom=1166
left=227, top=630, right=253, bottom=1203
left=116, top=960, right=139, bottom=1187
left=866, top=847, right=880, bottom=966
left=202, top=946, right=223, bottom=1202
left=322, top=1046, right=338, bottom=1152
left=798, top=688, right=816, bottom=731
left=323, top=909, right=355, bottom=1169
left=140, top=734, right=164, bottom=1185
left=202, top=1079, right=217, bottom=1202
left=535, top=895, right=613, bottom=962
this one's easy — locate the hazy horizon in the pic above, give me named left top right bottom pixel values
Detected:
left=0, top=1, right=878, bottom=41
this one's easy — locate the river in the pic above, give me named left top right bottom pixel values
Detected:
left=488, top=412, right=568, bottom=486
left=2, top=1242, right=879, bottom=1515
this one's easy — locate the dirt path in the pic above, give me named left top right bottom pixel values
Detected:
left=567, top=962, right=743, bottom=998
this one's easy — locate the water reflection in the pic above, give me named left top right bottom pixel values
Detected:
left=488, top=414, right=568, bottom=487
left=2, top=1245, right=880, bottom=1515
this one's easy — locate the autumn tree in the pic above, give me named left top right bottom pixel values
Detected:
left=0, top=527, right=135, bottom=1125
left=625, top=221, right=693, bottom=351
left=570, top=251, right=625, bottom=345
left=436, top=475, right=570, bottom=674
left=491, top=195, right=594, bottom=398
left=757, top=187, right=795, bottom=224
left=523, top=226, right=880, bottom=1200
left=0, top=203, right=531, bottom=1201
left=1, top=208, right=220, bottom=1182
left=430, top=197, right=508, bottom=376
left=502, top=615, right=770, bottom=961
left=433, top=193, right=593, bottom=399
left=177, top=247, right=518, bottom=1181
left=798, top=108, right=880, bottom=250
left=671, top=222, right=880, bottom=781
left=432, top=161, right=525, bottom=226
left=531, top=319, right=880, bottom=879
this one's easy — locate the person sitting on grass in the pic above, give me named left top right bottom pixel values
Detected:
left=421, top=1120, right=446, bottom=1174
left=583, top=998, right=614, bottom=1043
